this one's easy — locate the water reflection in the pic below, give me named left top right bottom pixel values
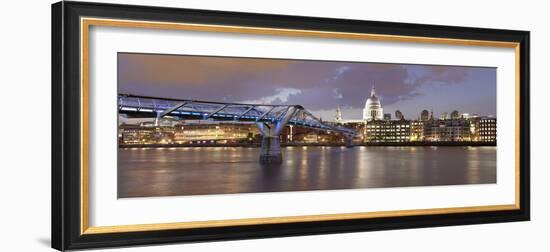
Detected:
left=118, top=146, right=497, bottom=198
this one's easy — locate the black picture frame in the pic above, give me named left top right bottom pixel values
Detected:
left=52, top=1, right=530, bottom=251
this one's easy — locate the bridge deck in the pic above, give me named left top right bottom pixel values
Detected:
left=118, top=94, right=357, bottom=136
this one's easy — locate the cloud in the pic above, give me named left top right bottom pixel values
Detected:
left=239, top=88, right=302, bottom=105
left=333, top=88, right=343, bottom=99
left=405, top=65, right=471, bottom=87
left=333, top=66, right=351, bottom=80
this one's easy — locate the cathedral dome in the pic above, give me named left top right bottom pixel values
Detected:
left=363, top=85, right=384, bottom=121
left=365, top=94, right=381, bottom=109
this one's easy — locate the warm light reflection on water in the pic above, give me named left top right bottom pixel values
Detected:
left=118, top=146, right=496, bottom=198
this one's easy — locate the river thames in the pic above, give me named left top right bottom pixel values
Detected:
left=118, top=146, right=496, bottom=198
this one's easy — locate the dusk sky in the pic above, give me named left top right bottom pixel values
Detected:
left=118, top=53, right=496, bottom=120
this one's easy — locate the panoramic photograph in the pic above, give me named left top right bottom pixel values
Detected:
left=117, top=52, right=497, bottom=198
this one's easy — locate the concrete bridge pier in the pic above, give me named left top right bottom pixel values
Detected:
left=259, top=135, right=282, bottom=163
left=256, top=107, right=298, bottom=164
left=345, top=135, right=355, bottom=148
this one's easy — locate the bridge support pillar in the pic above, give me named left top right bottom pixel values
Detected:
left=256, top=107, right=298, bottom=164
left=259, top=136, right=282, bottom=163
left=345, top=135, right=354, bottom=148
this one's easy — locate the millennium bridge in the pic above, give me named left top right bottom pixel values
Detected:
left=118, top=94, right=358, bottom=163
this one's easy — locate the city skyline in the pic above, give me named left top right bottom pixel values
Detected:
left=118, top=53, right=497, bottom=120
left=117, top=53, right=498, bottom=198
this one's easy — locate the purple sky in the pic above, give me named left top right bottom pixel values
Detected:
left=118, top=53, right=496, bottom=120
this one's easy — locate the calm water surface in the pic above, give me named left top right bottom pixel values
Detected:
left=118, top=146, right=496, bottom=198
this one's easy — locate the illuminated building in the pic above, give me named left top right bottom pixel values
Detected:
left=119, top=124, right=149, bottom=144
left=296, top=132, right=340, bottom=143
left=475, top=117, right=497, bottom=142
left=423, top=119, right=472, bottom=142
left=284, top=126, right=344, bottom=144
left=363, top=85, right=384, bottom=121
left=365, top=120, right=411, bottom=143
left=410, top=120, right=424, bottom=141
left=327, top=121, right=366, bottom=143
left=174, top=122, right=259, bottom=144
left=301, top=132, right=319, bottom=143
left=119, top=123, right=175, bottom=144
